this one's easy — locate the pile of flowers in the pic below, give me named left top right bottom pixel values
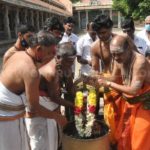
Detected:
left=74, top=87, right=97, bottom=138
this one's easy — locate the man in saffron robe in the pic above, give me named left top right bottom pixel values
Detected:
left=98, top=34, right=150, bottom=150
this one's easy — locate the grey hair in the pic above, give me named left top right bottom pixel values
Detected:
left=28, top=30, right=56, bottom=48
left=57, top=42, right=76, bottom=57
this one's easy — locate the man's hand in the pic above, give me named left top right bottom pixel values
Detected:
left=55, top=114, right=68, bottom=127
left=98, top=78, right=111, bottom=87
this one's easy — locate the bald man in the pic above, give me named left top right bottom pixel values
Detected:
left=137, top=16, right=150, bottom=51
left=98, top=34, right=150, bottom=150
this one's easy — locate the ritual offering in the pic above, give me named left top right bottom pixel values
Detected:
left=62, top=75, right=110, bottom=150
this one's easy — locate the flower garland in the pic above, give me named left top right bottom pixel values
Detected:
left=74, top=88, right=97, bottom=138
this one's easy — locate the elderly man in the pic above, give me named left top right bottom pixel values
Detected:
left=60, top=17, right=78, bottom=78
left=0, top=30, right=65, bottom=150
left=98, top=34, right=150, bottom=150
left=137, top=16, right=150, bottom=50
left=25, top=42, right=75, bottom=150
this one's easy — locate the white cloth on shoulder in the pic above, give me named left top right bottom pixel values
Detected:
left=0, top=82, right=29, bottom=150
left=24, top=95, right=61, bottom=150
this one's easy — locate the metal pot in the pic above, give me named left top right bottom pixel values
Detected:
left=62, top=121, right=110, bottom=150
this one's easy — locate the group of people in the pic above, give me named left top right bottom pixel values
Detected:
left=0, top=16, right=77, bottom=150
left=76, top=14, right=150, bottom=150
left=0, top=12, right=150, bottom=150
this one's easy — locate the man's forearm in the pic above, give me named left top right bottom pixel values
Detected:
left=109, top=82, right=139, bottom=95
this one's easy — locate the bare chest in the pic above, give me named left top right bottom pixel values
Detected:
left=98, top=42, right=111, bottom=62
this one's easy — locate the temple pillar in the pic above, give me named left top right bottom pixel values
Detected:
left=41, top=12, right=44, bottom=27
left=78, top=11, right=81, bottom=29
left=4, top=5, right=11, bottom=39
left=30, top=10, right=34, bottom=26
left=24, top=9, right=27, bottom=24
left=110, top=9, right=112, bottom=19
left=36, top=11, right=40, bottom=31
left=86, top=10, right=89, bottom=26
left=15, top=8, right=20, bottom=37
left=118, top=11, right=121, bottom=28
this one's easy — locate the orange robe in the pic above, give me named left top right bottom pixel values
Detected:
left=103, top=89, right=121, bottom=144
left=115, top=85, right=150, bottom=150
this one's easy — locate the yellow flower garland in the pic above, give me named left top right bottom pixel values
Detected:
left=74, top=88, right=97, bottom=137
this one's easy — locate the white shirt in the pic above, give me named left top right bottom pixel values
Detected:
left=134, top=35, right=148, bottom=56
left=136, top=29, right=150, bottom=53
left=59, top=32, right=78, bottom=48
left=76, top=33, right=96, bottom=75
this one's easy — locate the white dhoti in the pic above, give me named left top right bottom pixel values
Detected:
left=24, top=95, right=61, bottom=150
left=0, top=82, right=29, bottom=150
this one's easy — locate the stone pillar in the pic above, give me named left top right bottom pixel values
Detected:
left=4, top=5, right=11, bottom=40
left=102, top=9, right=104, bottom=14
left=15, top=8, right=20, bottom=37
left=36, top=11, right=40, bottom=31
left=41, top=12, right=44, bottom=28
left=118, top=11, right=121, bottom=28
left=30, top=10, right=34, bottom=26
left=110, top=9, right=112, bottom=19
left=86, top=10, right=89, bottom=26
left=45, top=13, right=49, bottom=20
left=78, top=11, right=81, bottom=29
left=24, top=9, right=28, bottom=24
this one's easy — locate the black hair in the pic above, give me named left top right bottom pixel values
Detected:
left=87, top=22, right=94, bottom=30
left=93, top=14, right=113, bottom=32
left=17, top=24, right=35, bottom=34
left=146, top=50, right=150, bottom=57
left=43, top=16, right=63, bottom=31
left=57, top=42, right=76, bottom=57
left=121, top=17, right=135, bottom=30
left=28, top=30, right=56, bottom=48
left=63, top=17, right=76, bottom=24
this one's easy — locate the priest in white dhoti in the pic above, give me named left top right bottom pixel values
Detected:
left=23, top=93, right=62, bottom=150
